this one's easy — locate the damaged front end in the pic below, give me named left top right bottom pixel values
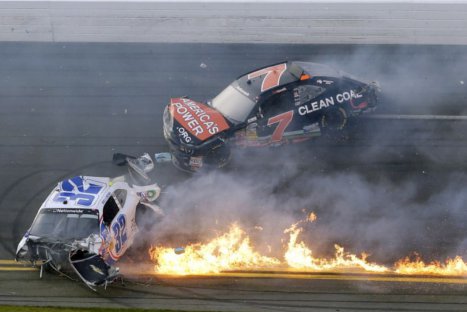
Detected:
left=16, top=234, right=118, bottom=290
left=162, top=98, right=232, bottom=172
left=16, top=153, right=163, bottom=289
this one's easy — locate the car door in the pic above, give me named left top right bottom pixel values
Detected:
left=256, top=89, right=296, bottom=144
left=101, top=189, right=135, bottom=262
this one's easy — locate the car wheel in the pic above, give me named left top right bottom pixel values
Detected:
left=204, top=143, right=231, bottom=168
left=320, top=107, right=351, bottom=141
left=321, top=107, right=348, bottom=132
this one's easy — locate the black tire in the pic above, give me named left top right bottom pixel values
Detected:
left=320, top=107, right=350, bottom=141
left=321, top=107, right=348, bottom=132
left=204, top=143, right=231, bottom=169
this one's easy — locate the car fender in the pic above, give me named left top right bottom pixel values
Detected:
left=132, top=184, right=161, bottom=203
left=15, top=235, right=29, bottom=261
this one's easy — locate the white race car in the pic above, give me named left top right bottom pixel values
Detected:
left=16, top=154, right=162, bottom=289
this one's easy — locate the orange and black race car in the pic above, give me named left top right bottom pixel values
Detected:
left=162, top=61, right=379, bottom=172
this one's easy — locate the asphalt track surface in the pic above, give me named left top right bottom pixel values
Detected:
left=1, top=43, right=467, bottom=311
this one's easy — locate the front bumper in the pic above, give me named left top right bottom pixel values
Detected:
left=16, top=236, right=118, bottom=290
left=164, top=126, right=230, bottom=172
left=163, top=125, right=199, bottom=172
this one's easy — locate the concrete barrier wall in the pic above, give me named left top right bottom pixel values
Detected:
left=0, top=1, right=466, bottom=44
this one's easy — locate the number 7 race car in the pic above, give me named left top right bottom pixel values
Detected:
left=16, top=154, right=162, bottom=290
left=162, top=61, right=379, bottom=172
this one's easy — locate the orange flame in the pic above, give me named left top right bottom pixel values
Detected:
left=395, top=254, right=467, bottom=276
left=307, top=212, right=317, bottom=222
left=283, top=223, right=388, bottom=272
left=149, top=224, right=280, bottom=275
left=149, top=216, right=467, bottom=277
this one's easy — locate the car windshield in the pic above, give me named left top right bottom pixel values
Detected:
left=211, top=85, right=255, bottom=123
left=30, top=208, right=99, bottom=240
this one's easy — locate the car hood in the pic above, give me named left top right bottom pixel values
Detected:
left=166, top=97, right=231, bottom=145
left=16, top=235, right=116, bottom=290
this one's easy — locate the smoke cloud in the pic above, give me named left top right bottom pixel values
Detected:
left=134, top=147, right=467, bottom=266
left=133, top=45, right=467, bottom=267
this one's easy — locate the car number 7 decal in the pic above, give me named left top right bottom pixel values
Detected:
left=267, top=110, right=294, bottom=142
left=247, top=63, right=287, bottom=92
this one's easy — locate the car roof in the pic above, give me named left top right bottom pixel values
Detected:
left=233, top=61, right=349, bottom=101
left=40, top=176, right=111, bottom=212
left=234, top=61, right=303, bottom=100
left=295, top=62, right=365, bottom=82
left=295, top=62, right=344, bottom=76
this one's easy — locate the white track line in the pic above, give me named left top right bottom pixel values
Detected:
left=17, top=0, right=467, bottom=2
left=365, top=114, right=467, bottom=121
